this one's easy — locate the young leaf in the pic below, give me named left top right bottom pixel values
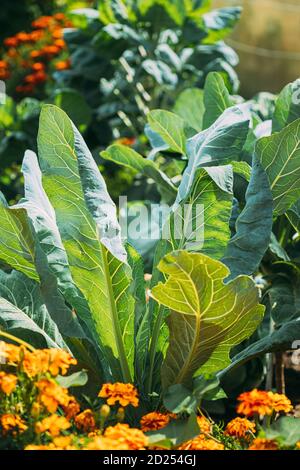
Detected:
left=272, top=79, right=300, bottom=132
left=37, top=105, right=135, bottom=382
left=177, top=105, right=249, bottom=203
left=173, top=88, right=205, bottom=132
left=147, top=109, right=187, bottom=154
left=257, top=118, right=300, bottom=215
left=151, top=251, right=264, bottom=389
left=203, top=72, right=233, bottom=128
left=101, top=144, right=177, bottom=203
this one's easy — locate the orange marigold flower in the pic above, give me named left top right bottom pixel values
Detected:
left=16, top=32, right=31, bottom=43
left=237, top=389, right=273, bottom=417
left=0, top=60, right=9, bottom=69
left=296, top=442, right=300, bottom=449
left=23, top=348, right=76, bottom=378
left=35, top=378, right=70, bottom=413
left=248, top=438, right=278, bottom=451
left=225, top=417, right=256, bottom=439
left=32, top=16, right=52, bottom=29
left=179, top=435, right=224, bottom=451
left=55, top=60, right=71, bottom=71
left=86, top=436, right=129, bottom=450
left=53, top=13, right=66, bottom=21
left=4, top=37, right=18, bottom=48
left=115, top=137, right=136, bottom=146
left=25, top=444, right=54, bottom=450
left=74, top=409, right=96, bottom=433
left=41, top=45, right=60, bottom=56
left=0, top=341, right=21, bottom=364
left=52, top=28, right=63, bottom=39
left=140, top=412, right=170, bottom=432
left=0, top=414, right=27, bottom=436
left=29, top=30, right=44, bottom=42
left=35, top=414, right=70, bottom=437
left=24, top=73, right=37, bottom=84
left=269, top=392, right=293, bottom=414
left=32, top=62, right=45, bottom=72
left=52, top=435, right=76, bottom=450
left=0, top=69, right=10, bottom=79
left=30, top=50, right=43, bottom=59
left=99, top=383, right=139, bottom=407
left=197, top=416, right=212, bottom=434
left=54, top=39, right=66, bottom=49
left=62, top=396, right=80, bottom=420
left=104, top=423, right=148, bottom=450
left=0, top=371, right=17, bottom=395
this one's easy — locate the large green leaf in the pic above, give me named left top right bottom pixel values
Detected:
left=177, top=106, right=249, bottom=203
left=222, top=156, right=273, bottom=279
left=37, top=105, right=134, bottom=382
left=151, top=251, right=264, bottom=389
left=265, top=417, right=300, bottom=447
left=272, top=79, right=300, bottom=132
left=173, top=88, right=205, bottom=132
left=287, top=199, right=300, bottom=232
left=0, top=271, right=67, bottom=350
left=169, top=166, right=233, bottom=258
left=203, top=72, right=233, bottom=128
left=147, top=109, right=187, bottom=154
left=0, top=203, right=38, bottom=281
left=20, top=150, right=86, bottom=338
left=257, top=118, right=300, bottom=215
left=101, top=144, right=177, bottom=203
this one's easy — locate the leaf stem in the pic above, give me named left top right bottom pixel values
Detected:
left=0, top=331, right=35, bottom=352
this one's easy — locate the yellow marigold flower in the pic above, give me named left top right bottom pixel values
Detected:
left=75, top=409, right=96, bottom=433
left=104, top=423, right=148, bottom=450
left=35, top=414, right=71, bottom=437
left=296, top=442, right=300, bottom=449
left=23, top=349, right=76, bottom=378
left=0, top=371, right=17, bottom=395
left=35, top=378, right=70, bottom=413
left=179, top=435, right=224, bottom=451
left=62, top=396, right=81, bottom=420
left=52, top=435, right=76, bottom=450
left=237, top=389, right=273, bottom=417
left=25, top=445, right=54, bottom=451
left=140, top=412, right=170, bottom=432
left=197, top=416, right=212, bottom=434
left=0, top=414, right=27, bottom=436
left=99, top=382, right=139, bottom=407
left=268, top=392, right=293, bottom=414
left=86, top=436, right=129, bottom=450
left=0, top=341, right=21, bottom=365
left=248, top=438, right=278, bottom=450
left=225, top=417, right=256, bottom=439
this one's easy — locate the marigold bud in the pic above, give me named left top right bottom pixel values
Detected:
left=100, top=404, right=111, bottom=419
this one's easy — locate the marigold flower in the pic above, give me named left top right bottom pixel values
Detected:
left=30, top=50, right=43, bottom=59
left=179, top=435, right=224, bottom=450
left=55, top=60, right=71, bottom=71
left=248, top=438, right=278, bottom=450
left=0, top=414, right=27, bottom=436
left=75, top=409, right=96, bottom=433
left=35, top=378, right=70, bottom=413
left=52, top=435, right=76, bottom=450
left=225, top=417, right=256, bottom=439
left=25, top=444, right=54, bottom=450
left=54, top=39, right=66, bottom=49
left=32, top=62, right=45, bottom=72
left=115, top=137, right=136, bottom=146
left=237, top=389, right=273, bottom=417
left=53, top=13, right=66, bottom=21
left=52, top=28, right=63, bottom=39
left=4, top=37, right=18, bottom=48
left=0, top=371, right=17, bottom=395
left=0, top=70, right=10, bottom=79
left=62, top=396, right=80, bottom=420
left=0, top=60, right=9, bottom=69
left=41, top=45, right=60, bottom=56
left=23, top=348, right=76, bottom=377
left=32, top=16, right=52, bottom=29
left=140, top=412, right=170, bottom=432
left=35, top=414, right=71, bottom=437
left=296, top=441, right=300, bottom=449
left=197, top=416, right=212, bottom=434
left=86, top=436, right=129, bottom=450
left=0, top=341, right=21, bottom=364
left=99, top=382, right=139, bottom=407
left=104, top=423, right=148, bottom=450
left=269, top=392, right=293, bottom=414
left=16, top=32, right=31, bottom=43
left=7, top=48, right=18, bottom=58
